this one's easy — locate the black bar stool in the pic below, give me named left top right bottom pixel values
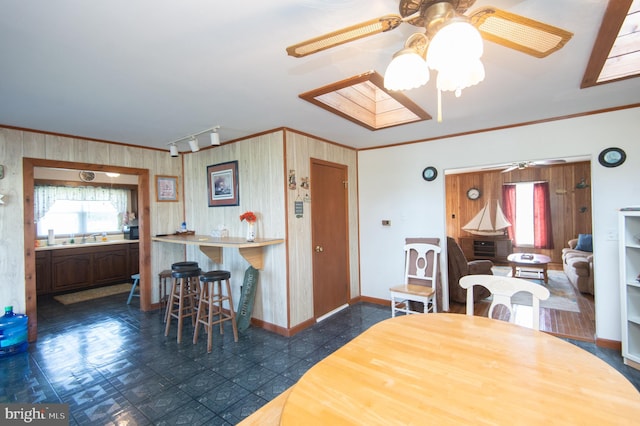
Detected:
left=194, top=270, right=239, bottom=352
left=164, top=266, right=201, bottom=343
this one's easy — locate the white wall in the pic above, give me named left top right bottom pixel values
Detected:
left=358, top=107, right=640, bottom=341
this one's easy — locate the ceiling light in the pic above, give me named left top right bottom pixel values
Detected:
left=384, top=33, right=429, bottom=91
left=210, top=126, right=221, bottom=145
left=169, top=143, right=179, bottom=157
left=105, top=172, right=120, bottom=178
left=188, top=137, right=200, bottom=152
left=427, top=17, right=485, bottom=96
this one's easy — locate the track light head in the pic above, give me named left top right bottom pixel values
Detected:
left=169, top=143, right=179, bottom=157
left=188, top=137, right=200, bottom=152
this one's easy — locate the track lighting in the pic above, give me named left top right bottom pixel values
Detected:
left=188, top=137, right=200, bottom=152
left=167, top=125, right=221, bottom=156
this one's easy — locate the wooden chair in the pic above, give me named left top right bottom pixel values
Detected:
left=390, top=243, right=441, bottom=316
left=459, top=274, right=550, bottom=330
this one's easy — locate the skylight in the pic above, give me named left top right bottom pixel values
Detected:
left=582, top=0, right=640, bottom=87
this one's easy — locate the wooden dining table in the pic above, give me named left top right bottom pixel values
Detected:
left=276, top=313, right=640, bottom=425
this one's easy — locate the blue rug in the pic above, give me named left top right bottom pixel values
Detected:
left=490, top=266, right=580, bottom=313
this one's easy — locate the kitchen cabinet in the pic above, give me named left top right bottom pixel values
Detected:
left=36, top=241, right=139, bottom=295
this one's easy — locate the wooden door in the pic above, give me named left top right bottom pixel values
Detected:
left=311, top=159, right=349, bottom=318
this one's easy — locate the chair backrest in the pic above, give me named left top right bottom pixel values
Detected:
left=459, top=274, right=550, bottom=330
left=404, top=243, right=441, bottom=288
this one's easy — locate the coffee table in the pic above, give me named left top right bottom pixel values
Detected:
left=507, top=253, right=551, bottom=283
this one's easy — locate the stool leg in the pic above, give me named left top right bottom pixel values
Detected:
left=127, top=278, right=139, bottom=305
left=193, top=281, right=207, bottom=346
left=207, top=282, right=214, bottom=353
left=216, top=281, right=225, bottom=335
left=176, top=278, right=187, bottom=343
left=225, top=278, right=239, bottom=342
left=164, top=278, right=178, bottom=336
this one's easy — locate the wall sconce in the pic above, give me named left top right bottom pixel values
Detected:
left=169, top=143, right=179, bottom=157
left=188, top=137, right=200, bottom=152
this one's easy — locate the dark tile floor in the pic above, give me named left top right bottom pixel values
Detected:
left=2, top=294, right=640, bottom=425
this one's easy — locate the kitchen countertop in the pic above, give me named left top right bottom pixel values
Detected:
left=35, top=239, right=138, bottom=251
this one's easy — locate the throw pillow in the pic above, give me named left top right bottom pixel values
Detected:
left=575, top=233, right=593, bottom=252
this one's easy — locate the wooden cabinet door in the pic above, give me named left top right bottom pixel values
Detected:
left=52, top=253, right=92, bottom=290
left=36, top=251, right=52, bottom=295
left=93, top=248, right=129, bottom=285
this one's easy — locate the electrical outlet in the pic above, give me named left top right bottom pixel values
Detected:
left=607, top=229, right=617, bottom=241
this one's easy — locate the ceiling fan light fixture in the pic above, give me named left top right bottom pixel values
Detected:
left=105, top=172, right=120, bottom=178
left=383, top=32, right=430, bottom=91
left=427, top=18, right=484, bottom=72
left=435, top=58, right=485, bottom=97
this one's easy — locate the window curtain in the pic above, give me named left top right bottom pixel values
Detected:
left=502, top=184, right=516, bottom=243
left=533, top=181, right=553, bottom=249
left=34, top=185, right=129, bottom=221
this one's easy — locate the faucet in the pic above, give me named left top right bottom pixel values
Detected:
left=85, top=234, right=98, bottom=242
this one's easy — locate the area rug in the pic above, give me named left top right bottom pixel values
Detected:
left=54, top=283, right=132, bottom=305
left=489, top=266, right=580, bottom=313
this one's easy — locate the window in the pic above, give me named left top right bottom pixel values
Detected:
left=503, top=181, right=553, bottom=249
left=35, top=185, right=129, bottom=237
left=514, top=183, right=535, bottom=247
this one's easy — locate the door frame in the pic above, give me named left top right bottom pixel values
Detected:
left=23, top=158, right=151, bottom=341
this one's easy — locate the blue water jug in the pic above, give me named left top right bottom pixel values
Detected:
left=0, top=306, right=28, bottom=357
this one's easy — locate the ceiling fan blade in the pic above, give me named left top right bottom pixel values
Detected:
left=286, top=14, right=403, bottom=58
left=469, top=7, right=573, bottom=58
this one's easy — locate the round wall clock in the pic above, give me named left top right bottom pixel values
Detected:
left=79, top=171, right=96, bottom=182
left=422, top=166, right=437, bottom=181
left=466, top=187, right=481, bottom=200
left=598, top=147, right=626, bottom=168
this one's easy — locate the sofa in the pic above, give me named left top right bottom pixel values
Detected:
left=447, top=237, right=493, bottom=304
left=562, top=236, right=594, bottom=295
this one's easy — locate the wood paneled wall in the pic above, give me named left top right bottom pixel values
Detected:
left=446, top=161, right=592, bottom=264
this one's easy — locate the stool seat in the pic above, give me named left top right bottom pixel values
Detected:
left=172, top=268, right=201, bottom=279
left=200, top=270, right=231, bottom=281
left=127, top=273, right=140, bottom=304
left=172, top=261, right=199, bottom=271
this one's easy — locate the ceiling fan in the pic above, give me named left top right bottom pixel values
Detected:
left=286, top=0, right=573, bottom=60
left=497, top=159, right=567, bottom=173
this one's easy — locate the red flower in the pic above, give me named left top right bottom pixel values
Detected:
left=240, top=211, right=257, bottom=223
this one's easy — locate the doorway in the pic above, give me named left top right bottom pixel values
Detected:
left=444, top=157, right=595, bottom=341
left=22, top=158, right=151, bottom=341
left=310, top=158, right=350, bottom=319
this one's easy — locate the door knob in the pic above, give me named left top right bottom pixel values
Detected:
left=315, top=245, right=324, bottom=253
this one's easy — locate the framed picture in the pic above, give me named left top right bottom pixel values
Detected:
left=207, top=160, right=239, bottom=207
left=156, top=175, right=179, bottom=202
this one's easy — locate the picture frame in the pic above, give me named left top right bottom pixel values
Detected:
left=207, top=160, right=239, bottom=207
left=156, top=175, right=179, bottom=202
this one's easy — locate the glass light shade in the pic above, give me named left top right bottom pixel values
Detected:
left=169, top=144, right=179, bottom=157
left=383, top=50, right=430, bottom=91
left=426, top=20, right=483, bottom=72
left=435, top=58, right=485, bottom=97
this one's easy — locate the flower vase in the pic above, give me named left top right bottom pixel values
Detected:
left=246, top=222, right=256, bottom=242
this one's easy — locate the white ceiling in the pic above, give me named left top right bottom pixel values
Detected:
left=1, top=0, right=639, bottom=152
